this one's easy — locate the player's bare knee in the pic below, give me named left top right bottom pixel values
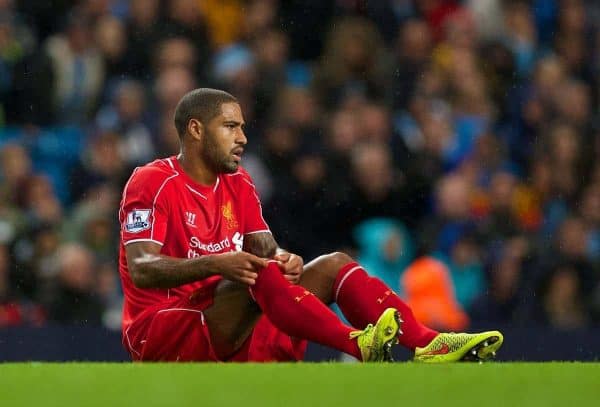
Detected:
left=328, top=251, right=354, bottom=267
left=316, top=252, right=354, bottom=278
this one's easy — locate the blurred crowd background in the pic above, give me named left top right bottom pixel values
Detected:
left=0, top=0, right=598, bottom=333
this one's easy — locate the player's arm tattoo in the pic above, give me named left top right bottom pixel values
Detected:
left=125, top=241, right=218, bottom=288
left=243, top=232, right=280, bottom=258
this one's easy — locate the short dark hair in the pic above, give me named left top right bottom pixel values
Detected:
left=174, top=88, right=238, bottom=139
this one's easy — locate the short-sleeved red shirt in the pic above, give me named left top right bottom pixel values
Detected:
left=118, top=156, right=270, bottom=331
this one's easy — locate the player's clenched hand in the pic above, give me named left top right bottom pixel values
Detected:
left=210, top=252, right=268, bottom=285
left=274, top=251, right=304, bottom=284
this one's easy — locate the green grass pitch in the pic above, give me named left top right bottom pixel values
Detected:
left=1, top=363, right=599, bottom=406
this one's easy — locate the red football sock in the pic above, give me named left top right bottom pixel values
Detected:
left=250, top=261, right=362, bottom=360
left=333, top=262, right=438, bottom=350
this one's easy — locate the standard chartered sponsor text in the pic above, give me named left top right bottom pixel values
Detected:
left=187, top=233, right=244, bottom=258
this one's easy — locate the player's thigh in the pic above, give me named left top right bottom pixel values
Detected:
left=136, top=280, right=261, bottom=361
left=134, top=281, right=225, bottom=361
left=203, top=279, right=262, bottom=358
left=139, top=304, right=215, bottom=361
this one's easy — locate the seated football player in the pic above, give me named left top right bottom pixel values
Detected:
left=119, top=88, right=503, bottom=362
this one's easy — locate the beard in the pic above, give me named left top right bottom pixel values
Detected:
left=201, top=131, right=239, bottom=174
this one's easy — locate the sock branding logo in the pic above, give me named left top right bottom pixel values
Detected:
left=294, top=290, right=311, bottom=303
left=376, top=290, right=392, bottom=304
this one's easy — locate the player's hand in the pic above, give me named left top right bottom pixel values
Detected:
left=274, top=251, right=304, bottom=284
left=211, top=251, right=268, bottom=286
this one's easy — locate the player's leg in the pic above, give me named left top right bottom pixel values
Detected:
left=202, top=261, right=399, bottom=362
left=299, top=252, right=503, bottom=361
left=204, top=277, right=359, bottom=361
left=128, top=277, right=311, bottom=362
left=196, top=281, right=308, bottom=362
left=247, top=260, right=400, bottom=361
left=125, top=278, right=260, bottom=361
left=201, top=279, right=263, bottom=359
left=299, top=252, right=437, bottom=349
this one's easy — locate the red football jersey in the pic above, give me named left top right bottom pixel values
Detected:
left=118, top=156, right=270, bottom=331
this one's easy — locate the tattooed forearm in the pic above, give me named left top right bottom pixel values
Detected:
left=243, top=232, right=279, bottom=258
left=126, top=242, right=219, bottom=288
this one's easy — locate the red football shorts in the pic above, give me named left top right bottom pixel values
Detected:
left=123, top=278, right=307, bottom=362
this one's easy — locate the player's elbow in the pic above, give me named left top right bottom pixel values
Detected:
left=126, top=250, right=163, bottom=288
left=128, top=265, right=153, bottom=288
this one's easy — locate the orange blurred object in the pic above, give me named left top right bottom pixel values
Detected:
left=401, top=256, right=469, bottom=331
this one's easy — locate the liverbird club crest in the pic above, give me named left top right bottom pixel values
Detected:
left=221, top=201, right=239, bottom=230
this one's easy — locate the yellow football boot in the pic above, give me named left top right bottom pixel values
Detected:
left=350, top=308, right=403, bottom=362
left=414, top=331, right=504, bottom=363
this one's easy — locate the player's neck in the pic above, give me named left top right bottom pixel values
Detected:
left=177, top=153, right=218, bottom=186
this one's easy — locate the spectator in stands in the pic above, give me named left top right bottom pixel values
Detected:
left=401, top=256, right=469, bottom=331
left=211, top=44, right=258, bottom=126
left=124, top=0, right=161, bottom=80
left=502, top=1, right=537, bottom=78
left=271, top=86, right=321, bottom=141
left=313, top=16, right=390, bottom=108
left=199, top=0, right=245, bottom=50
left=360, top=102, right=393, bottom=145
left=353, top=218, right=414, bottom=292
left=44, top=11, right=104, bottom=124
left=94, top=15, right=128, bottom=80
left=0, top=11, right=27, bottom=123
left=268, top=146, right=329, bottom=260
left=159, top=0, right=211, bottom=83
left=0, top=145, right=28, bottom=244
left=0, top=242, right=45, bottom=326
left=13, top=223, right=61, bottom=304
left=259, top=120, right=300, bottom=196
left=95, top=79, right=154, bottom=166
left=320, top=106, right=361, bottom=209
left=348, top=142, right=410, bottom=223
left=555, top=217, right=594, bottom=266
left=69, top=131, right=127, bottom=202
left=420, top=173, right=473, bottom=254
left=547, top=123, right=584, bottom=201
left=470, top=236, right=531, bottom=324
left=554, top=0, right=591, bottom=80
left=539, top=262, right=590, bottom=330
left=95, top=260, right=121, bottom=330
left=154, top=37, right=197, bottom=76
left=480, top=170, right=521, bottom=240
left=47, top=243, right=103, bottom=324
left=553, top=80, right=592, bottom=134
left=391, top=19, right=432, bottom=112
left=434, top=230, right=485, bottom=311
left=152, top=65, right=196, bottom=156
left=18, top=175, right=62, bottom=228
left=329, top=142, right=411, bottom=250
left=0, top=143, right=31, bottom=206
left=251, top=29, right=291, bottom=123
left=64, top=182, right=119, bottom=259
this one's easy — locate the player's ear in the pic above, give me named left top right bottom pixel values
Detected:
left=187, top=118, right=204, bottom=142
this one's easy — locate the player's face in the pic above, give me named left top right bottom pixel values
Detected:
left=202, top=102, right=247, bottom=174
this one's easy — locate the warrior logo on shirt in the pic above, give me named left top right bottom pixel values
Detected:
left=125, top=209, right=151, bottom=233
left=185, top=211, right=197, bottom=227
left=221, top=201, right=239, bottom=230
